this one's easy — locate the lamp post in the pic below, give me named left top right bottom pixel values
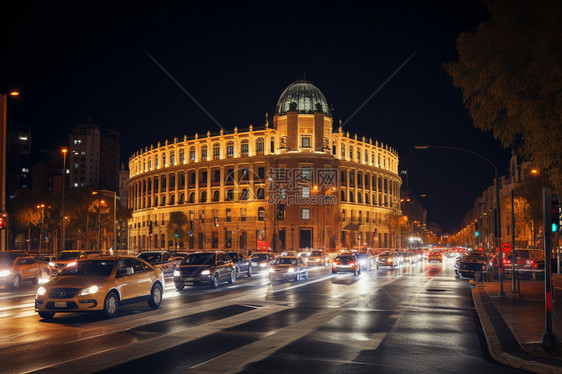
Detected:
left=415, top=145, right=505, bottom=297
left=61, top=148, right=67, bottom=252
left=92, top=190, right=118, bottom=253
left=37, top=204, right=45, bottom=254
left=1, top=91, right=19, bottom=252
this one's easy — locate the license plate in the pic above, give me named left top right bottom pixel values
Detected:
left=54, top=302, right=67, bottom=308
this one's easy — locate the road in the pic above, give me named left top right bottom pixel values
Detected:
left=0, top=257, right=522, bottom=373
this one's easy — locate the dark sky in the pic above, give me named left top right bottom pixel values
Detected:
left=1, top=0, right=512, bottom=234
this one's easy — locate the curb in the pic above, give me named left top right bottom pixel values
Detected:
left=472, top=287, right=562, bottom=374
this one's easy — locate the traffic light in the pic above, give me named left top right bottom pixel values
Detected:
left=475, top=222, right=479, bottom=237
left=0, top=216, right=5, bottom=229
left=277, top=204, right=285, bottom=221
left=174, top=230, right=179, bottom=238
left=552, top=194, right=561, bottom=232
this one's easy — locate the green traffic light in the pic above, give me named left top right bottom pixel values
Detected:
left=475, top=231, right=479, bottom=237
left=552, top=223, right=559, bottom=233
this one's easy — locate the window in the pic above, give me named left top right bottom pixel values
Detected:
left=241, top=140, right=249, bottom=156
left=241, top=189, right=248, bottom=200
left=342, top=209, right=346, bottom=222
left=270, top=137, right=275, bottom=153
left=226, top=141, right=234, bottom=158
left=179, top=150, right=185, bottom=163
left=170, top=152, right=175, bottom=165
left=214, top=169, right=221, bottom=183
left=258, top=207, right=265, bottom=221
left=201, top=145, right=207, bottom=161
left=255, top=138, right=264, bottom=155
left=302, top=186, right=310, bottom=197
left=201, top=191, right=207, bottom=202
left=349, top=146, right=353, bottom=160
left=213, top=143, right=220, bottom=160
left=226, top=208, right=232, bottom=222
left=155, top=157, right=159, bottom=168
left=349, top=191, right=354, bottom=202
left=189, top=192, right=195, bottom=203
left=301, top=166, right=311, bottom=178
left=227, top=189, right=234, bottom=201
left=163, top=154, right=166, bottom=166
left=256, top=188, right=265, bottom=199
left=340, top=190, right=345, bottom=201
left=213, top=190, right=219, bottom=201
left=240, top=208, right=247, bottom=221
left=301, top=136, right=311, bottom=148
left=301, top=208, right=310, bottom=220
left=257, top=167, right=265, bottom=180
left=341, top=145, right=345, bottom=158
left=170, top=195, right=175, bottom=205
left=280, top=187, right=286, bottom=199
left=179, top=193, right=185, bottom=204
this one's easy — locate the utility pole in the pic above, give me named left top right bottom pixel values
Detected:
left=511, top=189, right=517, bottom=293
left=541, top=187, right=557, bottom=350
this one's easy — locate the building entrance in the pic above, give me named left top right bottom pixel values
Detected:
left=299, top=229, right=312, bottom=249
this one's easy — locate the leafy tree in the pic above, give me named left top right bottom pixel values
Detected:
left=166, top=211, right=189, bottom=246
left=446, top=0, right=562, bottom=190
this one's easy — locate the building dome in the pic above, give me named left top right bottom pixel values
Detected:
left=275, top=80, right=331, bottom=117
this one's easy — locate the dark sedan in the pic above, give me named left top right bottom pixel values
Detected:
left=174, top=251, right=236, bottom=290
left=226, top=251, right=252, bottom=278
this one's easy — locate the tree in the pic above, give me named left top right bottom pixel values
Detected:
left=446, top=0, right=562, bottom=190
left=166, top=211, right=189, bottom=248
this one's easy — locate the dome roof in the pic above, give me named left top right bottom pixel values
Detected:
left=275, top=80, right=331, bottom=117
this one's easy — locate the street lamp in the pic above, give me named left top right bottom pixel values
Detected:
left=36, top=204, right=45, bottom=254
left=61, top=148, right=67, bottom=252
left=415, top=145, right=505, bottom=297
left=92, top=190, right=118, bottom=253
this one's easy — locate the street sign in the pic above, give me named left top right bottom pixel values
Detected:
left=501, top=242, right=512, bottom=253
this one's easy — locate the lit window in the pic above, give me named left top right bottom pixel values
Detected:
left=302, top=136, right=311, bottom=148
left=18, top=136, right=28, bottom=141
left=301, top=208, right=310, bottom=220
left=302, top=186, right=310, bottom=197
left=301, top=167, right=311, bottom=178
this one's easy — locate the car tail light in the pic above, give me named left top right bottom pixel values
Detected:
left=531, top=260, right=534, bottom=265
left=349, top=262, right=356, bottom=267
left=333, top=261, right=340, bottom=266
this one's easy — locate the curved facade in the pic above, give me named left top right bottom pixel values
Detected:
left=127, top=80, right=401, bottom=253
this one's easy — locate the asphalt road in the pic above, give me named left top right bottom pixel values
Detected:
left=0, top=258, right=523, bottom=373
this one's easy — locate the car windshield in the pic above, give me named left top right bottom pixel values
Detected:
left=60, top=260, right=116, bottom=276
left=56, top=252, right=81, bottom=261
left=0, top=253, right=18, bottom=267
left=311, top=251, right=323, bottom=256
left=273, top=258, right=297, bottom=265
left=182, top=253, right=214, bottom=265
left=137, top=253, right=161, bottom=264
left=226, top=253, right=239, bottom=262
left=251, top=254, right=268, bottom=261
left=335, top=256, right=353, bottom=261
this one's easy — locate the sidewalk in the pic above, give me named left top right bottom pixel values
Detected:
left=471, top=276, right=562, bottom=373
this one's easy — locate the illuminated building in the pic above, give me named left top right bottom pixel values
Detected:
left=127, top=80, right=401, bottom=252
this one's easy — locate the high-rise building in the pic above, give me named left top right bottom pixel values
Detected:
left=100, top=129, right=120, bottom=191
left=6, top=124, right=31, bottom=198
left=69, top=123, right=100, bottom=188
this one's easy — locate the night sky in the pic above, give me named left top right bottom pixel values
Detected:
left=1, top=0, right=512, bottom=234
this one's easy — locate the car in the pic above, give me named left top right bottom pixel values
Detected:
left=332, top=254, right=361, bottom=275
left=427, top=252, right=443, bottom=263
left=354, top=252, right=374, bottom=269
left=48, top=250, right=101, bottom=274
left=35, top=255, right=164, bottom=319
left=1, top=252, right=50, bottom=289
left=377, top=252, right=399, bottom=268
left=269, top=256, right=308, bottom=282
left=458, top=253, right=490, bottom=278
left=306, top=250, right=328, bottom=266
left=174, top=251, right=236, bottom=290
left=226, top=251, right=253, bottom=277
left=137, top=251, right=177, bottom=278
left=250, top=253, right=273, bottom=271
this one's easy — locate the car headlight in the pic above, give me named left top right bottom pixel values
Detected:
left=288, top=267, right=295, bottom=273
left=80, top=285, right=100, bottom=296
left=66, top=262, right=77, bottom=268
left=269, top=268, right=275, bottom=273
left=173, top=270, right=180, bottom=277
left=315, top=258, right=320, bottom=262
left=259, top=262, right=267, bottom=267
left=0, top=270, right=10, bottom=277
left=200, top=269, right=211, bottom=275
left=387, top=258, right=392, bottom=262
left=48, top=262, right=56, bottom=267
left=36, top=286, right=47, bottom=296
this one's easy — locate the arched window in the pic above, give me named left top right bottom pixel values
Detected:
left=241, top=189, right=248, bottom=200
left=358, top=194, right=362, bottom=204
left=189, top=192, right=195, bottom=203
left=372, top=194, right=376, bottom=205
left=270, top=136, right=275, bottom=153
left=213, top=190, right=220, bottom=201
left=349, top=191, right=354, bottom=203
left=349, top=146, right=353, bottom=160
left=258, top=207, right=265, bottom=221
left=340, top=190, right=346, bottom=202
left=255, top=137, right=264, bottom=155
left=213, top=143, right=220, bottom=160
left=179, top=149, right=185, bottom=163
left=189, top=146, right=196, bottom=161
left=226, top=141, right=234, bottom=158
left=154, top=196, right=158, bottom=207
left=170, top=194, right=175, bottom=205
left=201, top=191, right=207, bottom=203
left=161, top=196, right=166, bottom=206
left=256, top=188, right=264, bottom=199
left=179, top=193, right=185, bottom=204
left=227, top=189, right=234, bottom=201
left=341, top=145, right=345, bottom=158
left=200, top=145, right=207, bottom=161
left=170, top=151, right=175, bottom=166
left=240, top=140, right=249, bottom=156
left=365, top=193, right=369, bottom=204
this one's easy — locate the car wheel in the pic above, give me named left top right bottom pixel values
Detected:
left=228, top=270, right=236, bottom=284
left=175, top=283, right=185, bottom=291
left=247, top=265, right=252, bottom=277
left=38, top=311, right=55, bottom=319
left=147, top=283, right=163, bottom=309
left=103, top=291, right=119, bottom=318
left=9, top=274, right=21, bottom=290
left=210, top=273, right=220, bottom=289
